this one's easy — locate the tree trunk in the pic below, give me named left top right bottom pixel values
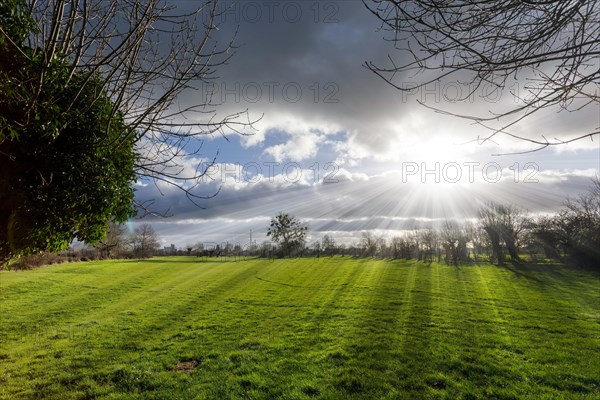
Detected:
left=485, top=227, right=504, bottom=266
left=501, top=231, right=520, bottom=263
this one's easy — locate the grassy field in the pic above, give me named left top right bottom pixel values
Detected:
left=0, top=257, right=598, bottom=399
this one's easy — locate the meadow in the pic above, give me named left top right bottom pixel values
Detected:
left=0, top=257, right=598, bottom=399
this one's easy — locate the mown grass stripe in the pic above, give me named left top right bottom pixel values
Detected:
left=0, top=258, right=598, bottom=400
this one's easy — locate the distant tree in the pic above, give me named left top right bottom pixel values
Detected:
left=129, top=223, right=160, bottom=259
left=408, top=229, right=422, bottom=260
left=365, top=0, right=599, bottom=152
left=390, top=236, right=403, bottom=259
left=260, top=241, right=275, bottom=258
left=554, top=177, right=600, bottom=266
left=321, top=234, right=337, bottom=256
left=479, top=203, right=527, bottom=265
left=389, top=235, right=409, bottom=259
left=479, top=208, right=504, bottom=266
left=266, top=213, right=308, bottom=257
left=233, top=244, right=242, bottom=255
left=247, top=242, right=259, bottom=256
left=419, top=228, right=437, bottom=263
left=462, top=222, right=482, bottom=261
left=359, top=231, right=378, bottom=257
left=441, top=221, right=469, bottom=266
left=194, top=242, right=205, bottom=256
left=526, top=217, right=563, bottom=261
left=376, top=236, right=389, bottom=258
left=311, top=241, right=321, bottom=257
left=224, top=242, right=234, bottom=255
left=96, top=222, right=128, bottom=259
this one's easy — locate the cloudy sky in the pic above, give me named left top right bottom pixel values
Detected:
left=133, top=0, right=599, bottom=248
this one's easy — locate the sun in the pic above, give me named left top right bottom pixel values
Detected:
left=386, top=134, right=476, bottom=189
left=400, top=136, right=471, bottom=164
left=380, top=134, right=487, bottom=221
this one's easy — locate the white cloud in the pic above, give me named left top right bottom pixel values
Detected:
left=263, top=134, right=319, bottom=162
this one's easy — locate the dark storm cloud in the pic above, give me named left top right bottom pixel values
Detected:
left=171, top=0, right=598, bottom=159
left=175, top=0, right=431, bottom=157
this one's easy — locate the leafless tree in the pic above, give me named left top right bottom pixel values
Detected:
left=321, top=234, right=337, bottom=256
left=390, top=236, right=401, bottom=259
left=419, top=227, right=437, bottom=262
left=129, top=223, right=160, bottom=258
left=554, top=176, right=600, bottom=264
left=440, top=221, right=468, bottom=265
left=463, top=221, right=485, bottom=261
left=478, top=203, right=528, bottom=265
left=96, top=221, right=128, bottom=258
left=525, top=216, right=563, bottom=261
left=377, top=236, right=389, bottom=257
left=410, top=228, right=421, bottom=260
left=360, top=231, right=379, bottom=257
left=311, top=240, right=322, bottom=257
left=3, top=0, right=254, bottom=214
left=364, top=0, right=599, bottom=153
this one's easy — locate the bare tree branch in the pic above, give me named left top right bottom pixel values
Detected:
left=364, top=0, right=600, bottom=152
left=19, top=0, right=256, bottom=211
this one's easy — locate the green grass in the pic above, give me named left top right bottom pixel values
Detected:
left=0, top=257, right=598, bottom=399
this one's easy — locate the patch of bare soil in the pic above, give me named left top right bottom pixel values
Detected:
left=172, top=359, right=200, bottom=374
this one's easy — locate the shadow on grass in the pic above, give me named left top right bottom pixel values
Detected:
left=501, top=264, right=545, bottom=284
left=497, top=261, right=600, bottom=288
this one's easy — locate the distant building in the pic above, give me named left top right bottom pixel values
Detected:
left=164, top=244, right=176, bottom=255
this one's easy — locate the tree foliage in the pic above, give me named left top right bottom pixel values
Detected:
left=365, top=0, right=599, bottom=151
left=267, top=213, right=308, bottom=257
left=0, top=0, right=248, bottom=264
left=0, top=13, right=136, bottom=262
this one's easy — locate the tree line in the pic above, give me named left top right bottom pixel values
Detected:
left=7, top=177, right=597, bottom=270
left=269, top=179, right=600, bottom=267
